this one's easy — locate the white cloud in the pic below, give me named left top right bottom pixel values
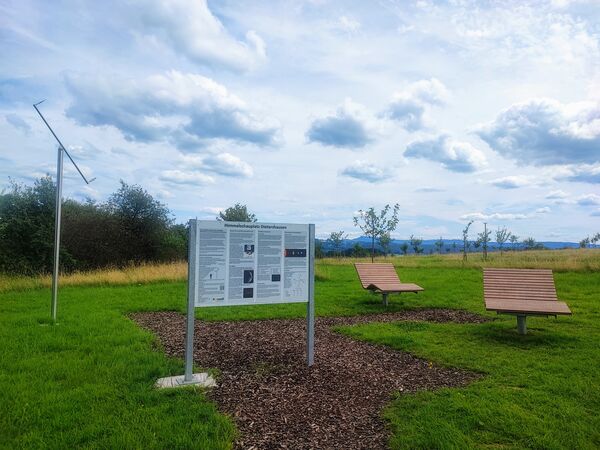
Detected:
left=340, top=160, right=392, bottom=183
left=159, top=170, right=215, bottom=186
left=383, top=78, right=449, bottom=130
left=553, top=163, right=600, bottom=184
left=546, top=189, right=569, bottom=200
left=4, top=113, right=30, bottom=133
left=180, top=152, right=253, bottom=178
left=306, top=99, right=375, bottom=148
left=336, top=16, right=361, bottom=33
left=134, top=0, right=266, bottom=71
left=65, top=71, right=281, bottom=149
left=198, top=206, right=224, bottom=215
left=460, top=208, right=549, bottom=221
left=477, top=98, right=600, bottom=166
left=489, top=175, right=535, bottom=189
left=461, top=212, right=530, bottom=221
left=576, top=193, right=600, bottom=206
left=404, top=134, right=486, bottom=172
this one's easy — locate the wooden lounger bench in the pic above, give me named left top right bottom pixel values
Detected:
left=484, top=268, right=572, bottom=334
left=354, top=263, right=424, bottom=306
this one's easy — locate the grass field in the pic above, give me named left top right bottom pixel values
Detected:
left=1, top=250, right=599, bottom=449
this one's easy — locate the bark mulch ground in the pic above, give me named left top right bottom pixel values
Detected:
left=132, top=309, right=488, bottom=450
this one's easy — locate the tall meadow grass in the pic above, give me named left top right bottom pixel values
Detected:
left=1, top=249, right=598, bottom=293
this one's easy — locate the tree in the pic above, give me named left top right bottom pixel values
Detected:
left=327, top=230, right=347, bottom=257
left=351, top=242, right=369, bottom=257
left=315, top=239, right=324, bottom=259
left=579, top=237, right=590, bottom=249
left=451, top=241, right=458, bottom=253
left=434, top=237, right=444, bottom=254
left=462, top=221, right=474, bottom=261
left=0, top=177, right=187, bottom=274
left=400, top=242, right=409, bottom=255
left=522, top=237, right=544, bottom=250
left=106, top=181, right=173, bottom=263
left=495, top=227, right=511, bottom=256
left=353, top=203, right=400, bottom=262
left=217, top=203, right=257, bottom=222
left=409, top=234, right=424, bottom=254
left=0, top=176, right=67, bottom=274
left=592, top=233, right=600, bottom=247
left=379, top=232, right=392, bottom=257
left=509, top=234, right=519, bottom=251
left=477, top=222, right=492, bottom=261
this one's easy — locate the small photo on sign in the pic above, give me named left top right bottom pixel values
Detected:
left=243, top=287, right=253, bottom=299
left=243, top=269, right=254, bottom=284
left=271, top=274, right=281, bottom=282
left=243, top=244, right=255, bottom=257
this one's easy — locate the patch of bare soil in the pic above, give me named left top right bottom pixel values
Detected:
left=132, top=309, right=487, bottom=450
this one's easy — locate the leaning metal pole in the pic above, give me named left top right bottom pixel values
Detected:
left=51, top=147, right=64, bottom=322
left=33, top=100, right=95, bottom=323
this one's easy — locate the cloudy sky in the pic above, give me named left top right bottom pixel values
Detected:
left=1, top=0, right=599, bottom=241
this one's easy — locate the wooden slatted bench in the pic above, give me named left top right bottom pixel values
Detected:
left=354, top=263, right=424, bottom=306
left=483, top=268, right=572, bottom=334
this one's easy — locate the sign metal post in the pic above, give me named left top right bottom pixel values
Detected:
left=50, top=147, right=63, bottom=323
left=307, top=223, right=315, bottom=366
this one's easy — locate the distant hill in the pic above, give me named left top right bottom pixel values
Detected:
left=319, top=236, right=584, bottom=255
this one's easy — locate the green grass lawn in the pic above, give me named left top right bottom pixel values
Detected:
left=1, top=261, right=599, bottom=449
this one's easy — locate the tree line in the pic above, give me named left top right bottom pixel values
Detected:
left=0, top=177, right=262, bottom=274
left=1, top=177, right=597, bottom=273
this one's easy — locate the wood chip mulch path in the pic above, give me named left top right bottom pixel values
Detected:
left=132, top=309, right=488, bottom=450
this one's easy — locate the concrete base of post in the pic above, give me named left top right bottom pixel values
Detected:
left=517, top=315, right=527, bottom=335
left=155, top=373, right=216, bottom=389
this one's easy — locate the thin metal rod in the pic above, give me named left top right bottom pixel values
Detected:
left=307, top=224, right=315, bottom=366
left=33, top=101, right=95, bottom=184
left=51, top=147, right=63, bottom=323
left=184, top=220, right=198, bottom=382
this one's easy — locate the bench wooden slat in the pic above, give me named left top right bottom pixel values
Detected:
left=483, top=268, right=571, bottom=317
left=355, top=263, right=424, bottom=294
left=486, top=300, right=572, bottom=315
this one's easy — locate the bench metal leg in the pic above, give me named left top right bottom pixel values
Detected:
left=382, top=293, right=388, bottom=307
left=517, top=315, right=527, bottom=335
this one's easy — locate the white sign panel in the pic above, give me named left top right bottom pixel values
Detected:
left=189, top=220, right=312, bottom=307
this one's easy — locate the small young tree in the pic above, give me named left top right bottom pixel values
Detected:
left=495, top=227, right=511, bottom=256
left=451, top=241, right=458, bottom=253
left=400, top=242, right=409, bottom=255
left=477, top=222, right=492, bottom=261
left=592, top=233, right=600, bottom=247
left=509, top=234, right=519, bottom=251
left=409, top=235, right=424, bottom=254
left=314, top=239, right=324, bottom=259
left=434, top=236, right=444, bottom=254
left=327, top=230, right=347, bottom=257
left=352, top=242, right=368, bottom=257
left=522, top=237, right=538, bottom=250
left=353, top=203, right=400, bottom=262
left=217, top=203, right=257, bottom=222
left=579, top=237, right=590, bottom=248
left=379, top=232, right=392, bottom=257
left=462, top=220, right=474, bottom=261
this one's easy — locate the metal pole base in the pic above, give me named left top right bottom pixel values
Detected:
left=517, top=315, right=527, bottom=335
left=382, top=293, right=389, bottom=307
